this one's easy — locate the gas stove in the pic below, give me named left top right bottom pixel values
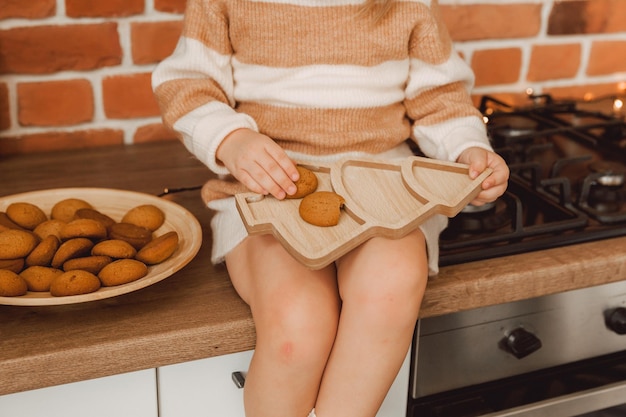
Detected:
left=439, top=93, right=626, bottom=266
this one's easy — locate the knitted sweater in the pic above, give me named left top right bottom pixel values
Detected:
left=152, top=0, right=492, bottom=179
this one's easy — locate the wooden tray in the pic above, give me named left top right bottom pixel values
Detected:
left=236, top=156, right=491, bottom=269
left=0, top=188, right=202, bottom=306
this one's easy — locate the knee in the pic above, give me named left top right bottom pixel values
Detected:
left=255, top=283, right=340, bottom=366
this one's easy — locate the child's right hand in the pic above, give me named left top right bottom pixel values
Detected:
left=216, top=128, right=300, bottom=200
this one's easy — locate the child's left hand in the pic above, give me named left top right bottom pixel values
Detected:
left=457, top=147, right=509, bottom=206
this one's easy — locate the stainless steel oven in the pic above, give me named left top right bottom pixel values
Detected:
left=410, top=280, right=626, bottom=416
left=408, top=92, right=626, bottom=417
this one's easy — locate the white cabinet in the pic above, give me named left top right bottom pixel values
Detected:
left=0, top=350, right=409, bottom=417
left=378, top=351, right=410, bottom=417
left=158, top=349, right=253, bottom=417
left=0, top=369, right=158, bottom=417
left=158, top=349, right=409, bottom=417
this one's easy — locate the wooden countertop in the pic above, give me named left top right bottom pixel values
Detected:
left=1, top=141, right=625, bottom=396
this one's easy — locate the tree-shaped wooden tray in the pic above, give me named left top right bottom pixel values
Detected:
left=235, top=156, right=491, bottom=269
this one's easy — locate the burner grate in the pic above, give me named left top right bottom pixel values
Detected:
left=439, top=94, right=626, bottom=265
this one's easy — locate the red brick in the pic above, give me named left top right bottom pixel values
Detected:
left=17, top=79, right=94, bottom=127
left=66, top=0, right=144, bottom=18
left=0, top=23, right=122, bottom=75
left=0, top=0, right=55, bottom=19
left=154, top=0, right=186, bottom=14
left=471, top=48, right=522, bottom=87
left=548, top=1, right=585, bottom=35
left=586, top=0, right=626, bottom=32
left=587, top=41, right=626, bottom=75
left=441, top=4, right=542, bottom=41
left=0, top=129, right=124, bottom=156
left=527, top=44, right=581, bottom=82
left=548, top=0, right=626, bottom=35
left=132, top=21, right=183, bottom=65
left=134, top=123, right=179, bottom=143
left=0, top=83, right=10, bottom=131
left=102, top=73, right=160, bottom=119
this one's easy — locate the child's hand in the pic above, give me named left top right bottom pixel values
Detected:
left=216, top=128, right=299, bottom=200
left=457, top=147, right=509, bottom=206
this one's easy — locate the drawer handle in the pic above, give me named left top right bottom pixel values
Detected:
left=232, top=371, right=246, bottom=389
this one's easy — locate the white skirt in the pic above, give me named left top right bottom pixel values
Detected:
left=206, top=143, right=448, bottom=276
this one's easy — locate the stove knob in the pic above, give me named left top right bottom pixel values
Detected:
left=503, top=327, right=542, bottom=359
left=605, top=307, right=626, bottom=335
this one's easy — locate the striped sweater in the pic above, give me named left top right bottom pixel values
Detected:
left=152, top=0, right=492, bottom=178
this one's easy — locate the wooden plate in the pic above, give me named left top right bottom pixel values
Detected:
left=236, top=156, right=491, bottom=269
left=0, top=188, right=202, bottom=306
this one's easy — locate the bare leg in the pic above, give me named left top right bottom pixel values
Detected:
left=315, top=229, right=428, bottom=417
left=225, top=234, right=341, bottom=417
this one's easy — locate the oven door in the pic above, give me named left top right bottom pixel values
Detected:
left=409, top=280, right=626, bottom=417
left=485, top=381, right=626, bottom=417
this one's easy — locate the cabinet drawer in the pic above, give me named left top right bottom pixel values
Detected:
left=158, top=350, right=254, bottom=417
left=0, top=369, right=158, bottom=417
left=158, top=349, right=409, bottom=417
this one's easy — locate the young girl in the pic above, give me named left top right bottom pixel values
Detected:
left=153, top=0, right=509, bottom=416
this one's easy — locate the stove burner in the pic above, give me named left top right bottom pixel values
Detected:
left=588, top=161, right=626, bottom=187
left=461, top=201, right=496, bottom=214
left=581, top=176, right=625, bottom=218
left=444, top=198, right=511, bottom=236
left=488, top=116, right=539, bottom=148
left=578, top=162, right=626, bottom=222
left=493, top=116, right=539, bottom=136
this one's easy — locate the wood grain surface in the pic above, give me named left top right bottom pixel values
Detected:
left=236, top=157, right=491, bottom=269
left=1, top=141, right=625, bottom=396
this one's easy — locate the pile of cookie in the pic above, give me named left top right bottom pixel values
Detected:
left=291, top=166, right=345, bottom=227
left=0, top=198, right=179, bottom=298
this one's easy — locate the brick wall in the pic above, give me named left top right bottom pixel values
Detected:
left=1, top=0, right=626, bottom=156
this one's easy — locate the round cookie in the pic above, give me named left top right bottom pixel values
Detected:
left=98, top=259, right=148, bottom=286
left=0, top=269, right=28, bottom=297
left=50, top=269, right=101, bottom=297
left=299, top=191, right=345, bottom=227
left=73, top=208, right=116, bottom=229
left=51, top=237, right=94, bottom=269
left=33, top=219, right=66, bottom=240
left=51, top=198, right=93, bottom=223
left=63, top=255, right=112, bottom=275
left=286, top=166, right=319, bottom=199
left=135, top=231, right=179, bottom=265
left=121, top=204, right=165, bottom=232
left=0, top=229, right=40, bottom=260
left=19, top=266, right=63, bottom=292
left=0, top=212, right=25, bottom=232
left=59, top=218, right=108, bottom=241
left=25, top=235, right=60, bottom=267
left=6, top=202, right=48, bottom=230
left=91, top=239, right=137, bottom=259
left=0, top=258, right=25, bottom=274
left=108, top=223, right=153, bottom=250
